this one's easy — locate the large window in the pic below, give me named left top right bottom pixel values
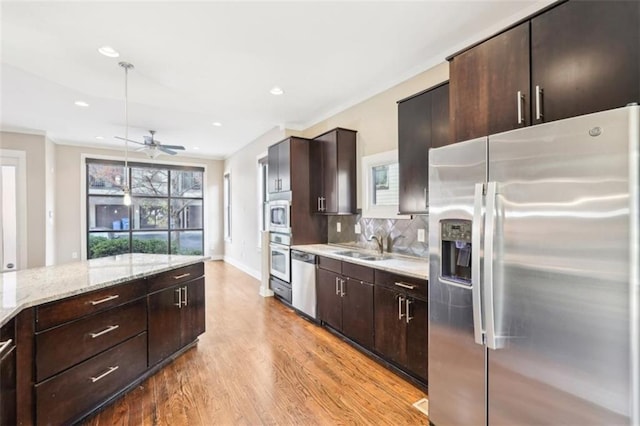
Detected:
left=87, top=160, right=204, bottom=259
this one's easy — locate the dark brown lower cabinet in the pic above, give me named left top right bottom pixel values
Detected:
left=374, top=286, right=428, bottom=382
left=0, top=341, right=16, bottom=426
left=148, top=277, right=206, bottom=366
left=317, top=264, right=374, bottom=348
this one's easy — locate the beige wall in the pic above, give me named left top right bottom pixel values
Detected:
left=45, top=137, right=56, bottom=265
left=302, top=61, right=449, bottom=209
left=0, top=131, right=48, bottom=268
left=222, top=126, right=290, bottom=278
left=55, top=144, right=224, bottom=264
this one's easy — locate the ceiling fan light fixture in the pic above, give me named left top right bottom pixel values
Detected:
left=145, top=147, right=162, bottom=159
left=98, top=46, right=120, bottom=58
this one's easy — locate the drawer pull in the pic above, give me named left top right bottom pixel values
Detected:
left=173, top=273, right=191, bottom=280
left=394, top=282, right=416, bottom=290
left=90, top=365, right=119, bottom=383
left=89, top=324, right=119, bottom=339
left=0, top=339, right=12, bottom=355
left=89, top=294, right=119, bottom=306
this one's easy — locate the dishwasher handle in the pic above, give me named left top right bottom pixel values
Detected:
left=291, top=250, right=316, bottom=264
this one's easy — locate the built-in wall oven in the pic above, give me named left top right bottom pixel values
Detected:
left=269, top=199, right=291, bottom=234
left=269, top=233, right=290, bottom=283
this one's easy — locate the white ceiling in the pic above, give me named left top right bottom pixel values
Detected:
left=1, top=1, right=552, bottom=159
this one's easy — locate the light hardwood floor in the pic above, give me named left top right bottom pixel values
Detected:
left=82, top=261, right=429, bottom=425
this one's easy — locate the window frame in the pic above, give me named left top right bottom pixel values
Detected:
left=361, top=150, right=410, bottom=219
left=85, top=159, right=205, bottom=258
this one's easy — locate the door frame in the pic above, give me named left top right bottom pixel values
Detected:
left=0, top=149, right=27, bottom=270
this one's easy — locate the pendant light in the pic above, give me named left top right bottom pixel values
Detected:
left=119, top=61, right=134, bottom=206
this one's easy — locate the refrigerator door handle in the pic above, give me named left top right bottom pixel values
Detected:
left=472, top=183, right=485, bottom=345
left=484, top=181, right=499, bottom=350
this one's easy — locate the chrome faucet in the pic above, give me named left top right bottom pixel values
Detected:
left=367, top=235, right=385, bottom=255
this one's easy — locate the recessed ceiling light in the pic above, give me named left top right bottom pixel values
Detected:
left=98, top=46, right=119, bottom=58
left=270, top=86, right=284, bottom=95
left=193, top=146, right=200, bottom=150
left=212, top=122, right=222, bottom=127
left=74, top=101, right=90, bottom=107
left=95, top=136, right=104, bottom=140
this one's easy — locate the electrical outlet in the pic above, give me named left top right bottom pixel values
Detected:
left=417, top=229, right=426, bottom=242
left=336, top=222, right=341, bottom=233
left=354, top=223, right=361, bottom=234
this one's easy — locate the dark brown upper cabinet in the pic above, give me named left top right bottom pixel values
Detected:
left=397, top=82, right=449, bottom=214
left=267, top=138, right=291, bottom=194
left=310, top=128, right=357, bottom=215
left=449, top=0, right=639, bottom=143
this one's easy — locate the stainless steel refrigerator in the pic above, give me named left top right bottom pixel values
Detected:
left=428, top=105, right=639, bottom=425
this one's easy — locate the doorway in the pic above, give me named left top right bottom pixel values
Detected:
left=0, top=150, right=27, bottom=271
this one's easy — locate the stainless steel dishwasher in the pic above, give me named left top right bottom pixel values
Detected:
left=291, top=250, right=317, bottom=320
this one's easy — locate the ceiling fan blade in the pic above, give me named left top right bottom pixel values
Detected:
left=158, top=146, right=178, bottom=155
left=160, top=144, right=185, bottom=150
left=114, top=136, right=146, bottom=145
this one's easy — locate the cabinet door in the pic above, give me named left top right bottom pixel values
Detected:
left=450, top=22, right=530, bottom=142
left=181, top=278, right=206, bottom=347
left=405, top=297, right=428, bottom=382
left=317, top=268, right=342, bottom=331
left=310, top=140, right=324, bottom=213
left=267, top=143, right=279, bottom=193
left=374, top=286, right=405, bottom=365
left=148, top=286, right=183, bottom=366
left=278, top=139, right=291, bottom=192
left=319, top=132, right=338, bottom=213
left=531, top=1, right=639, bottom=124
left=398, top=91, right=431, bottom=214
left=430, top=83, right=451, bottom=149
left=0, top=347, right=16, bottom=426
left=341, top=278, right=374, bottom=349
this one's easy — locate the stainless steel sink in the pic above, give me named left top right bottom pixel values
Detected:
left=334, top=250, right=391, bottom=261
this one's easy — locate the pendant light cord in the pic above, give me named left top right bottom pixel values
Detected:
left=119, top=62, right=134, bottom=194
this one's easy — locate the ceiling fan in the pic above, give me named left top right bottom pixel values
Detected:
left=115, top=130, right=186, bottom=158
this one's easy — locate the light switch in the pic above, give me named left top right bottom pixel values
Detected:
left=337, top=222, right=341, bottom=233
left=355, top=223, right=361, bottom=234
left=417, top=229, right=426, bottom=242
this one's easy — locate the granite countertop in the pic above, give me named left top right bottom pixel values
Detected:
left=0, top=253, right=208, bottom=327
left=291, top=244, right=428, bottom=280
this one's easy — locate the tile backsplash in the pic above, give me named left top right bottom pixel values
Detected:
left=328, top=214, right=429, bottom=258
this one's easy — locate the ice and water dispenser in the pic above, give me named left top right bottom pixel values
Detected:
left=440, top=220, right=472, bottom=285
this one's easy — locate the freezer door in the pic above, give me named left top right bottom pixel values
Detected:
left=486, top=106, right=637, bottom=424
left=428, top=137, right=487, bottom=426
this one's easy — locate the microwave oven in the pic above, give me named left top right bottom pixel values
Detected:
left=269, top=200, right=291, bottom=234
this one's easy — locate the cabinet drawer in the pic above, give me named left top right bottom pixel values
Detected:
left=374, top=270, right=427, bottom=299
left=271, top=278, right=291, bottom=303
left=148, top=262, right=204, bottom=293
left=342, top=261, right=374, bottom=283
left=317, top=256, right=341, bottom=274
left=35, top=333, right=147, bottom=426
left=36, top=279, right=146, bottom=331
left=36, top=299, right=147, bottom=382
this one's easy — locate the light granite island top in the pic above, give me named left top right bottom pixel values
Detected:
left=0, top=253, right=208, bottom=327
left=291, top=244, right=428, bottom=280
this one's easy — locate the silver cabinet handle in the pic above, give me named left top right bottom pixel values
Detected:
left=175, top=287, right=182, bottom=308
left=535, top=85, right=543, bottom=120
left=90, top=365, right=119, bottom=383
left=0, top=339, right=12, bottom=355
left=394, top=282, right=415, bottom=290
left=398, top=295, right=405, bottom=320
left=424, top=187, right=428, bottom=209
left=335, top=277, right=340, bottom=295
left=317, top=197, right=321, bottom=211
left=340, top=279, right=346, bottom=297
left=89, top=294, right=119, bottom=306
left=182, top=286, right=188, bottom=307
left=517, top=90, right=524, bottom=124
left=89, top=324, right=119, bottom=339
left=173, top=272, right=191, bottom=280
left=405, top=299, right=413, bottom=323
left=472, top=183, right=485, bottom=345
left=484, top=181, right=499, bottom=350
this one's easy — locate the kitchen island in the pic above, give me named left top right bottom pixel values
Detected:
left=0, top=253, right=208, bottom=425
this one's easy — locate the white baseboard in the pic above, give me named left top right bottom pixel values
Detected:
left=223, top=256, right=261, bottom=281
left=208, top=254, right=224, bottom=261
